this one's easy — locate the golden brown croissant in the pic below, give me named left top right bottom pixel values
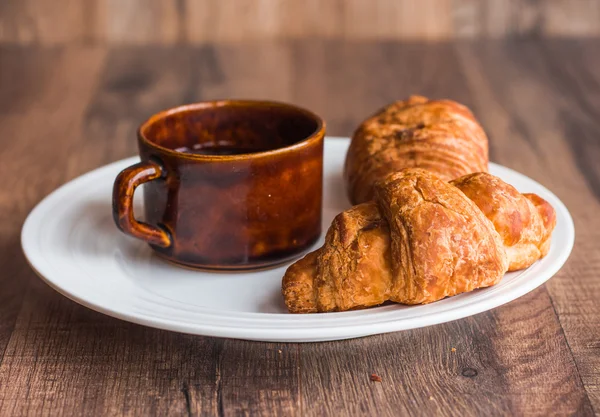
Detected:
left=282, top=170, right=556, bottom=313
left=283, top=202, right=392, bottom=313
left=451, top=172, right=556, bottom=271
left=344, top=96, right=489, bottom=204
left=283, top=169, right=510, bottom=313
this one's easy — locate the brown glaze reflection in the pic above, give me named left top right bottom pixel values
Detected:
left=112, top=100, right=325, bottom=270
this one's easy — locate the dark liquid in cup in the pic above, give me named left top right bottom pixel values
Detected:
left=175, top=144, right=268, bottom=156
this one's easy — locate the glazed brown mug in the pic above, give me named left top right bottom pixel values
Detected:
left=112, top=100, right=325, bottom=269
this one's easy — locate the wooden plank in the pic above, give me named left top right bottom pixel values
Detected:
left=0, top=45, right=105, bottom=359
left=489, top=289, right=593, bottom=415
left=522, top=38, right=600, bottom=412
left=1, top=0, right=600, bottom=45
left=300, top=315, right=514, bottom=416
left=544, top=1, right=600, bottom=37
left=300, top=288, right=591, bottom=416
left=0, top=46, right=109, bottom=414
left=288, top=39, right=476, bottom=136
left=0, top=278, right=222, bottom=416
left=79, top=46, right=201, bottom=173
left=188, top=0, right=453, bottom=42
left=456, top=38, right=600, bottom=414
left=0, top=0, right=88, bottom=45
left=201, top=40, right=293, bottom=102
left=219, top=340, right=300, bottom=416
left=101, top=0, right=184, bottom=45
left=450, top=0, right=549, bottom=38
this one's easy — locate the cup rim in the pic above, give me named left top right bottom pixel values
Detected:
left=137, top=100, right=326, bottom=160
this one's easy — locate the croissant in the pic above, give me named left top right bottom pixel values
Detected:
left=344, top=96, right=489, bottom=204
left=282, top=170, right=556, bottom=313
left=451, top=173, right=556, bottom=271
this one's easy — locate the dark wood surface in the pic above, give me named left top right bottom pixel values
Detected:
left=0, top=39, right=598, bottom=416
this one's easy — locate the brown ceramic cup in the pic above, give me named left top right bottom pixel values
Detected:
left=112, top=100, right=325, bottom=270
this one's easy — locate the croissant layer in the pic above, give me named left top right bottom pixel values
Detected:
left=282, top=170, right=556, bottom=313
left=451, top=173, right=556, bottom=271
left=375, top=169, right=508, bottom=305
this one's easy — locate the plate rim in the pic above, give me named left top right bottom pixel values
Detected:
left=21, top=137, right=575, bottom=342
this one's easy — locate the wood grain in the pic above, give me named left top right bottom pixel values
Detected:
left=0, top=0, right=89, bottom=44
left=1, top=0, right=600, bottom=45
left=0, top=45, right=106, bottom=366
left=456, top=39, right=600, bottom=413
left=0, top=40, right=599, bottom=416
left=300, top=290, right=591, bottom=416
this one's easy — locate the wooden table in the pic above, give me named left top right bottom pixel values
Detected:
left=0, top=39, right=598, bottom=416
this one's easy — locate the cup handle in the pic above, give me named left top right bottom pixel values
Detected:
left=112, top=160, right=172, bottom=248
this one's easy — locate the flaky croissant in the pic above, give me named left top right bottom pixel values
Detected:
left=282, top=170, right=556, bottom=313
left=451, top=173, right=556, bottom=271
left=344, top=96, right=489, bottom=204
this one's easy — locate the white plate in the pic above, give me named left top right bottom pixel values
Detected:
left=21, top=137, right=574, bottom=342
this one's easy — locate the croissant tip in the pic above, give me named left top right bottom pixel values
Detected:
left=282, top=250, right=320, bottom=314
left=524, top=193, right=557, bottom=231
